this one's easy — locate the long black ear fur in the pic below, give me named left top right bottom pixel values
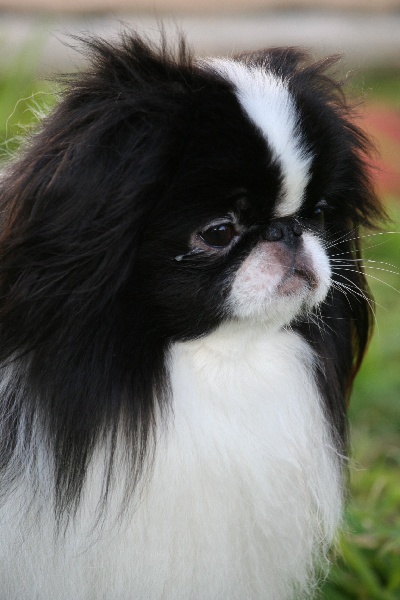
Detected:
left=0, top=33, right=198, bottom=515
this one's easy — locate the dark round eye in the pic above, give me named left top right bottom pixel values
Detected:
left=313, top=199, right=329, bottom=225
left=199, top=223, right=236, bottom=248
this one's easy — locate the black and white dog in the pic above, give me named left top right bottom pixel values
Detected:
left=0, top=33, right=383, bottom=599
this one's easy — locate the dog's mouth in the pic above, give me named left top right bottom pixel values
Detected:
left=277, top=264, right=318, bottom=296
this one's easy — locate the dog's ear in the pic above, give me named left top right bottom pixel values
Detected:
left=0, top=33, right=194, bottom=352
left=0, top=33, right=196, bottom=515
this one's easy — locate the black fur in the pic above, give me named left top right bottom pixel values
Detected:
left=0, top=32, right=384, bottom=517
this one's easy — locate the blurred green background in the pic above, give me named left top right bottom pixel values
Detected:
left=324, top=200, right=400, bottom=599
left=0, top=30, right=399, bottom=600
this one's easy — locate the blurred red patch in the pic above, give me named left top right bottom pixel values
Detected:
left=360, top=105, right=400, bottom=199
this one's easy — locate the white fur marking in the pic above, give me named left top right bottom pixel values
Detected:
left=208, top=59, right=312, bottom=217
left=229, top=232, right=331, bottom=326
left=0, top=328, right=342, bottom=600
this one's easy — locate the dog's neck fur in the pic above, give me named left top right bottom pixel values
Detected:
left=0, top=325, right=342, bottom=600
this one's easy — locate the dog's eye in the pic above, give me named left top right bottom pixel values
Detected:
left=313, top=199, right=329, bottom=225
left=199, top=223, right=236, bottom=248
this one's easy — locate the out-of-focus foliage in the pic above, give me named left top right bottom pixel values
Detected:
left=0, top=36, right=57, bottom=159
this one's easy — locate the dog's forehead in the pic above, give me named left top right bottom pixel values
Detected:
left=205, top=59, right=313, bottom=218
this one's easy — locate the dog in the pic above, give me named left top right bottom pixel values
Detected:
left=0, top=32, right=384, bottom=599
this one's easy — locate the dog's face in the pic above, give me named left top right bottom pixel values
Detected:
left=0, top=42, right=379, bottom=352
left=134, top=56, right=368, bottom=340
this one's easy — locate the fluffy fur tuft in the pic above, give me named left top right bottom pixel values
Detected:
left=0, top=32, right=384, bottom=599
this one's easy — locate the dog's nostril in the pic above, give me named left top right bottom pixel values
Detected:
left=265, top=223, right=283, bottom=242
left=292, top=222, right=303, bottom=237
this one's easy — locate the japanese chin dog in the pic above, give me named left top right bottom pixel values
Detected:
left=0, top=31, right=384, bottom=600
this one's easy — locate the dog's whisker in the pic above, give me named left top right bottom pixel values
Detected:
left=332, top=257, right=399, bottom=268
left=332, top=261, right=400, bottom=276
left=332, top=275, right=381, bottom=328
left=331, top=281, right=381, bottom=335
left=326, top=231, right=400, bottom=251
left=333, top=267, right=400, bottom=295
left=324, top=226, right=359, bottom=249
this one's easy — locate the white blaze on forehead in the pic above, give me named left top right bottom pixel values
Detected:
left=207, top=59, right=312, bottom=218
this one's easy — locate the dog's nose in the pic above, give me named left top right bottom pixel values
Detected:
left=264, top=218, right=303, bottom=244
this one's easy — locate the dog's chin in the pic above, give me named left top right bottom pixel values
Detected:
left=231, top=282, right=325, bottom=329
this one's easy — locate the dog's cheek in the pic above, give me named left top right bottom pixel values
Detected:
left=302, top=233, right=332, bottom=305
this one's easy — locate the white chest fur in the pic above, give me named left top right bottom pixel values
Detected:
left=0, top=326, right=342, bottom=600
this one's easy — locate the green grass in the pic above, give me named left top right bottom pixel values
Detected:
left=348, top=69, right=400, bottom=106
left=1, top=46, right=399, bottom=599
left=0, top=36, right=57, bottom=159
left=321, top=204, right=400, bottom=599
